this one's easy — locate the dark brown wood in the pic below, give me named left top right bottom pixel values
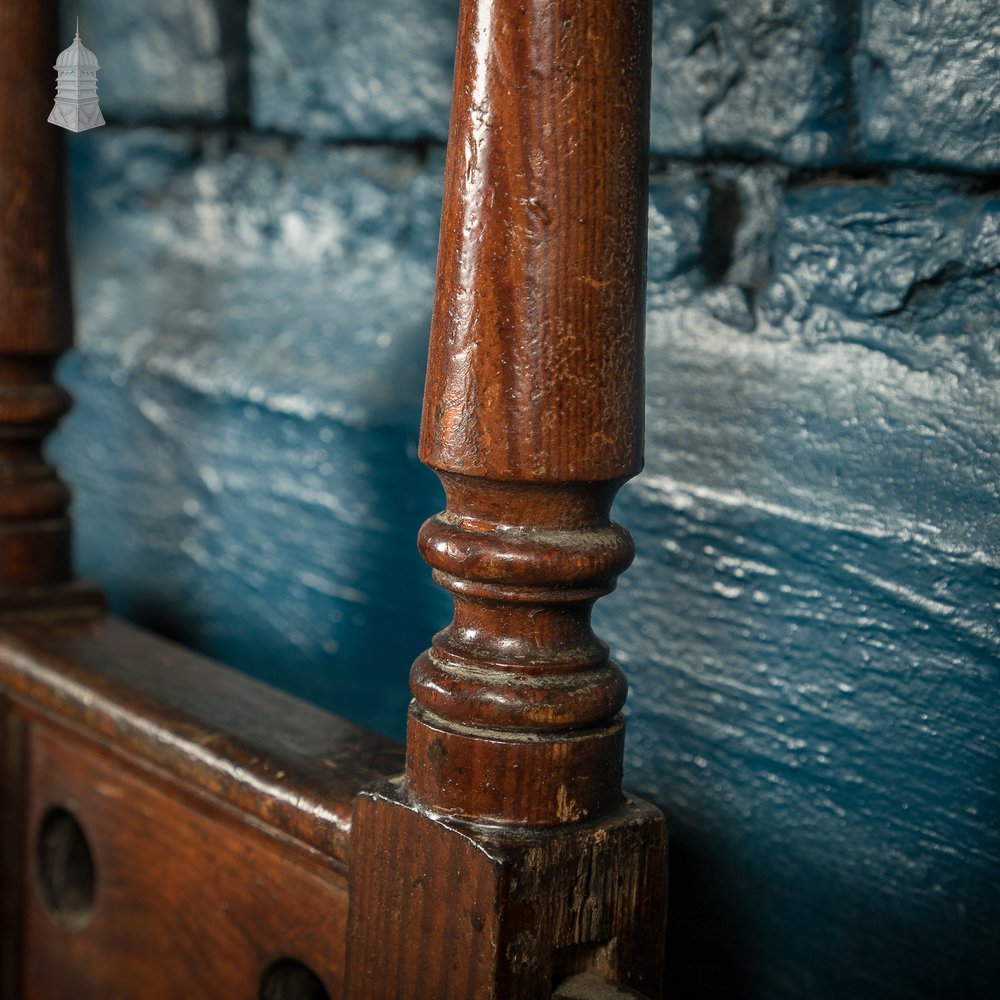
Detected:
left=0, top=619, right=404, bottom=863
left=347, top=3, right=666, bottom=997
left=347, top=782, right=666, bottom=1000
left=3, top=2, right=667, bottom=997
left=0, top=697, right=28, bottom=998
left=22, top=719, right=348, bottom=999
left=0, top=0, right=102, bottom=622
left=419, top=2, right=649, bottom=484
left=0, top=618, right=407, bottom=998
left=407, top=0, right=653, bottom=828
left=553, top=973, right=654, bottom=998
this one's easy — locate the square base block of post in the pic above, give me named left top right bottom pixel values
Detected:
left=346, top=779, right=667, bottom=999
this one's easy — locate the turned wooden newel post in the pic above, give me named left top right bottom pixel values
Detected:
left=0, top=2, right=102, bottom=621
left=348, top=3, right=664, bottom=996
left=406, top=0, right=650, bottom=827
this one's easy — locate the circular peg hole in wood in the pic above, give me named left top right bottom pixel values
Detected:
left=259, top=958, right=329, bottom=1000
left=36, top=805, right=96, bottom=931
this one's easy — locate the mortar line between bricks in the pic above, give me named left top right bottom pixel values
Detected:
left=89, top=120, right=997, bottom=189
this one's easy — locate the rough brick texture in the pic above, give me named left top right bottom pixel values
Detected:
left=64, top=0, right=247, bottom=121
left=249, top=0, right=459, bottom=141
left=247, top=0, right=853, bottom=162
left=857, top=0, right=1000, bottom=172
left=65, top=129, right=442, bottom=425
left=650, top=0, right=851, bottom=163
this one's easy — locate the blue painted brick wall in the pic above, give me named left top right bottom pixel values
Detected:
left=858, top=0, right=1000, bottom=172
left=52, top=2, right=998, bottom=997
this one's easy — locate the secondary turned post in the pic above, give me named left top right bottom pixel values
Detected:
left=407, top=0, right=651, bottom=826
left=347, top=3, right=664, bottom=998
left=0, top=2, right=102, bottom=622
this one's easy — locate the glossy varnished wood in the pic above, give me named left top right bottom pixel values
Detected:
left=22, top=721, right=349, bottom=999
left=421, top=2, right=650, bottom=482
left=406, top=0, right=654, bottom=828
left=408, top=477, right=632, bottom=825
left=347, top=2, right=666, bottom=997
left=0, top=619, right=403, bottom=863
left=0, top=618, right=405, bottom=997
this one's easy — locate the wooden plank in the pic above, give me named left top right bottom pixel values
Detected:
left=22, top=719, right=348, bottom=999
left=0, top=619, right=403, bottom=864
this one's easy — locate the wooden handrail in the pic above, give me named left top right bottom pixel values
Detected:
left=0, top=619, right=404, bottom=862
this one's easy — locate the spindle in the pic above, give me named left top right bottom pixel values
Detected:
left=0, top=2, right=667, bottom=996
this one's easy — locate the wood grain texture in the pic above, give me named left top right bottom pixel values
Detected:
left=421, top=0, right=650, bottom=482
left=0, top=618, right=404, bottom=864
left=553, top=973, right=653, bottom=998
left=0, top=618, right=406, bottom=998
left=348, top=5, right=667, bottom=997
left=347, top=781, right=666, bottom=1000
left=0, top=4, right=69, bottom=358
left=0, top=0, right=102, bottom=621
left=21, top=720, right=348, bottom=999
left=408, top=0, right=653, bottom=827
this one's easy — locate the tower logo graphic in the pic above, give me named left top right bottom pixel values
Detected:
left=48, top=19, right=105, bottom=132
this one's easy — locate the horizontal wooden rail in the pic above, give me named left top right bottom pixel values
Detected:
left=0, top=618, right=403, bottom=864
left=0, top=619, right=403, bottom=997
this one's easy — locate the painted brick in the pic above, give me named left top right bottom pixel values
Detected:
left=856, top=0, right=1000, bottom=172
left=609, top=472, right=998, bottom=997
left=624, top=170, right=999, bottom=998
left=53, top=353, right=447, bottom=738
left=57, top=126, right=451, bottom=734
left=647, top=161, right=787, bottom=330
left=650, top=0, right=851, bottom=164
left=63, top=0, right=247, bottom=121
left=66, top=127, right=444, bottom=427
left=247, top=0, right=852, bottom=163
left=646, top=169, right=712, bottom=306
left=761, top=173, right=1000, bottom=378
left=249, top=0, right=459, bottom=141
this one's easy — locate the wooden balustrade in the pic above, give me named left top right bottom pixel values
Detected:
left=406, top=0, right=652, bottom=828
left=346, top=3, right=666, bottom=997
left=0, top=1, right=667, bottom=997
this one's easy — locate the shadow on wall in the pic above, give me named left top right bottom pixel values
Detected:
left=58, top=356, right=449, bottom=737
left=54, top=127, right=453, bottom=737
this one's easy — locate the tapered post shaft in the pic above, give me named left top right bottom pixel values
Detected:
left=407, top=0, right=652, bottom=825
